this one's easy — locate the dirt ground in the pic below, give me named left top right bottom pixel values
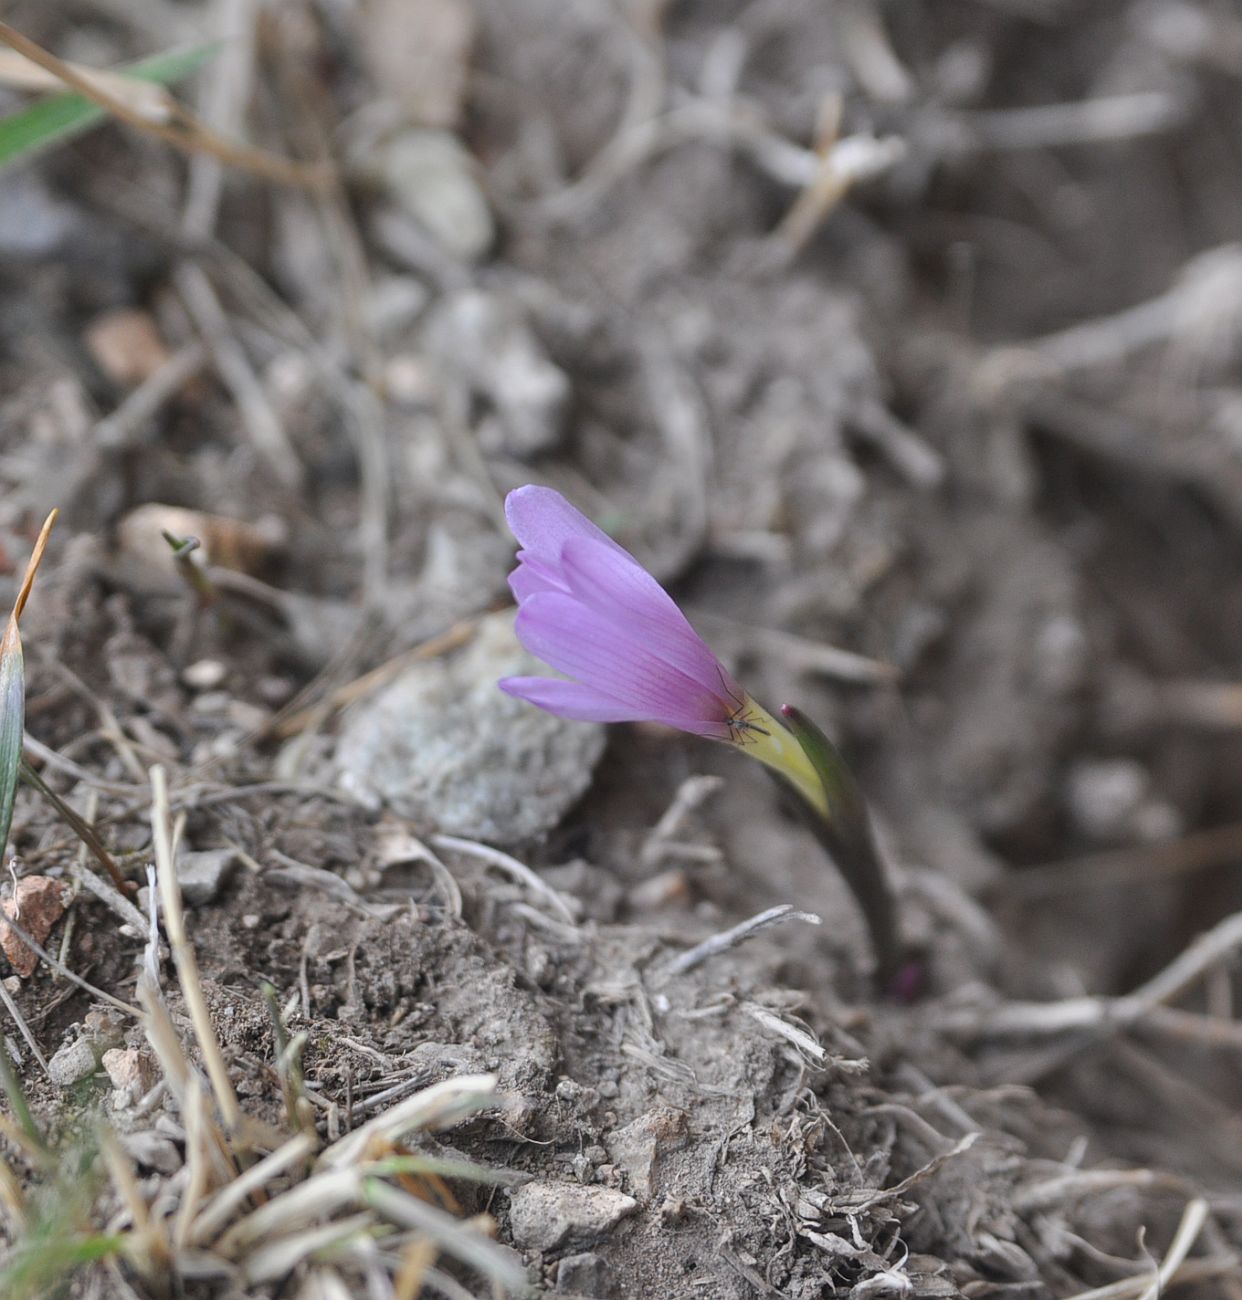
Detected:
left=1, top=0, right=1242, bottom=1296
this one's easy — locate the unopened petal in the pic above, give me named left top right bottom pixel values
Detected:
left=558, top=536, right=736, bottom=698
left=505, top=485, right=630, bottom=566
left=498, top=676, right=650, bottom=722
left=513, top=592, right=729, bottom=732
left=508, top=552, right=568, bottom=603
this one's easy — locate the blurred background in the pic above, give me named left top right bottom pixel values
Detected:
left=3, top=1, right=1242, bottom=1291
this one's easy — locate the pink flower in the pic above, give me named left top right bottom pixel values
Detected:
left=498, top=486, right=749, bottom=740
left=498, top=485, right=908, bottom=989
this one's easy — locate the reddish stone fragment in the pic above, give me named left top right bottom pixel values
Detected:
left=1, top=877, right=70, bottom=978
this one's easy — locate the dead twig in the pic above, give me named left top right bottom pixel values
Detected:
left=0, top=979, right=48, bottom=1078
left=173, top=261, right=304, bottom=490
left=267, top=620, right=477, bottom=740
left=150, top=764, right=242, bottom=1130
left=1003, top=820, right=1242, bottom=898
left=661, top=904, right=822, bottom=977
left=640, top=774, right=723, bottom=870
left=0, top=20, right=328, bottom=189
left=430, top=834, right=576, bottom=925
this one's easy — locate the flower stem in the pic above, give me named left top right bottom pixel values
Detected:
left=747, top=700, right=906, bottom=988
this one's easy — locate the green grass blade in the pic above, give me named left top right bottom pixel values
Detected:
left=0, top=44, right=215, bottom=171
left=0, top=1226, right=123, bottom=1300
left=0, top=620, right=24, bottom=858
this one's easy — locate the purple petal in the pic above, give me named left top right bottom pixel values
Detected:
left=505, top=486, right=631, bottom=567
left=558, top=536, right=736, bottom=698
left=498, top=676, right=651, bottom=722
left=513, top=592, right=730, bottom=732
left=508, top=552, right=569, bottom=603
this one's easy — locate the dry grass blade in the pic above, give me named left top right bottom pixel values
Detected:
left=214, top=1167, right=360, bottom=1255
left=362, top=1181, right=525, bottom=1291
left=0, top=980, right=48, bottom=1079
left=149, top=764, right=242, bottom=1130
left=393, top=1236, right=438, bottom=1300
left=431, top=834, right=576, bottom=925
left=17, top=761, right=130, bottom=894
left=173, top=261, right=304, bottom=490
left=321, top=1074, right=499, bottom=1170
left=241, top=1213, right=375, bottom=1285
left=189, top=1131, right=317, bottom=1247
left=1136, top=1197, right=1209, bottom=1300
left=137, top=973, right=192, bottom=1104
left=268, top=620, right=477, bottom=740
left=662, top=904, right=822, bottom=977
left=0, top=49, right=174, bottom=121
left=0, top=21, right=327, bottom=188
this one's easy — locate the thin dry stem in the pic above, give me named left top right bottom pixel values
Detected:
left=0, top=21, right=328, bottom=189
left=173, top=261, right=304, bottom=490
left=150, top=764, right=242, bottom=1130
left=0, top=49, right=174, bottom=118
left=0, top=911, right=139, bottom=1016
left=661, top=904, right=822, bottom=977
left=0, top=979, right=49, bottom=1078
left=431, top=834, right=576, bottom=925
left=10, top=510, right=58, bottom=626
left=268, top=620, right=477, bottom=740
left=1139, top=1197, right=1209, bottom=1300
left=189, top=1130, right=317, bottom=1246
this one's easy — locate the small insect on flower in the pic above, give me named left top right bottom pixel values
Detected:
left=718, top=669, right=771, bottom=747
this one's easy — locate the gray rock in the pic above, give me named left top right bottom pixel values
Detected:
left=336, top=611, right=605, bottom=845
left=120, top=1130, right=182, bottom=1175
left=508, top=1180, right=637, bottom=1252
left=48, top=1036, right=98, bottom=1087
left=426, top=289, right=570, bottom=458
left=556, top=1252, right=612, bottom=1295
left=605, top=1107, right=688, bottom=1201
left=82, top=1010, right=125, bottom=1053
left=371, top=129, right=494, bottom=262
left=176, top=849, right=239, bottom=907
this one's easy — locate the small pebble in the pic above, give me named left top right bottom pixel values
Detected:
left=102, top=1047, right=156, bottom=1094
left=1, top=876, right=70, bottom=978
left=120, top=1130, right=180, bottom=1175
left=556, top=1252, right=610, bottom=1295
left=48, top=1037, right=98, bottom=1087
left=176, top=849, right=239, bottom=907
left=182, top=658, right=227, bottom=690
left=84, top=309, right=171, bottom=387
left=371, top=129, right=494, bottom=262
left=83, top=1009, right=125, bottom=1053
left=507, top=1181, right=637, bottom=1251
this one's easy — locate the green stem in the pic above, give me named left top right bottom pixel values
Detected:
left=754, top=703, right=905, bottom=987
